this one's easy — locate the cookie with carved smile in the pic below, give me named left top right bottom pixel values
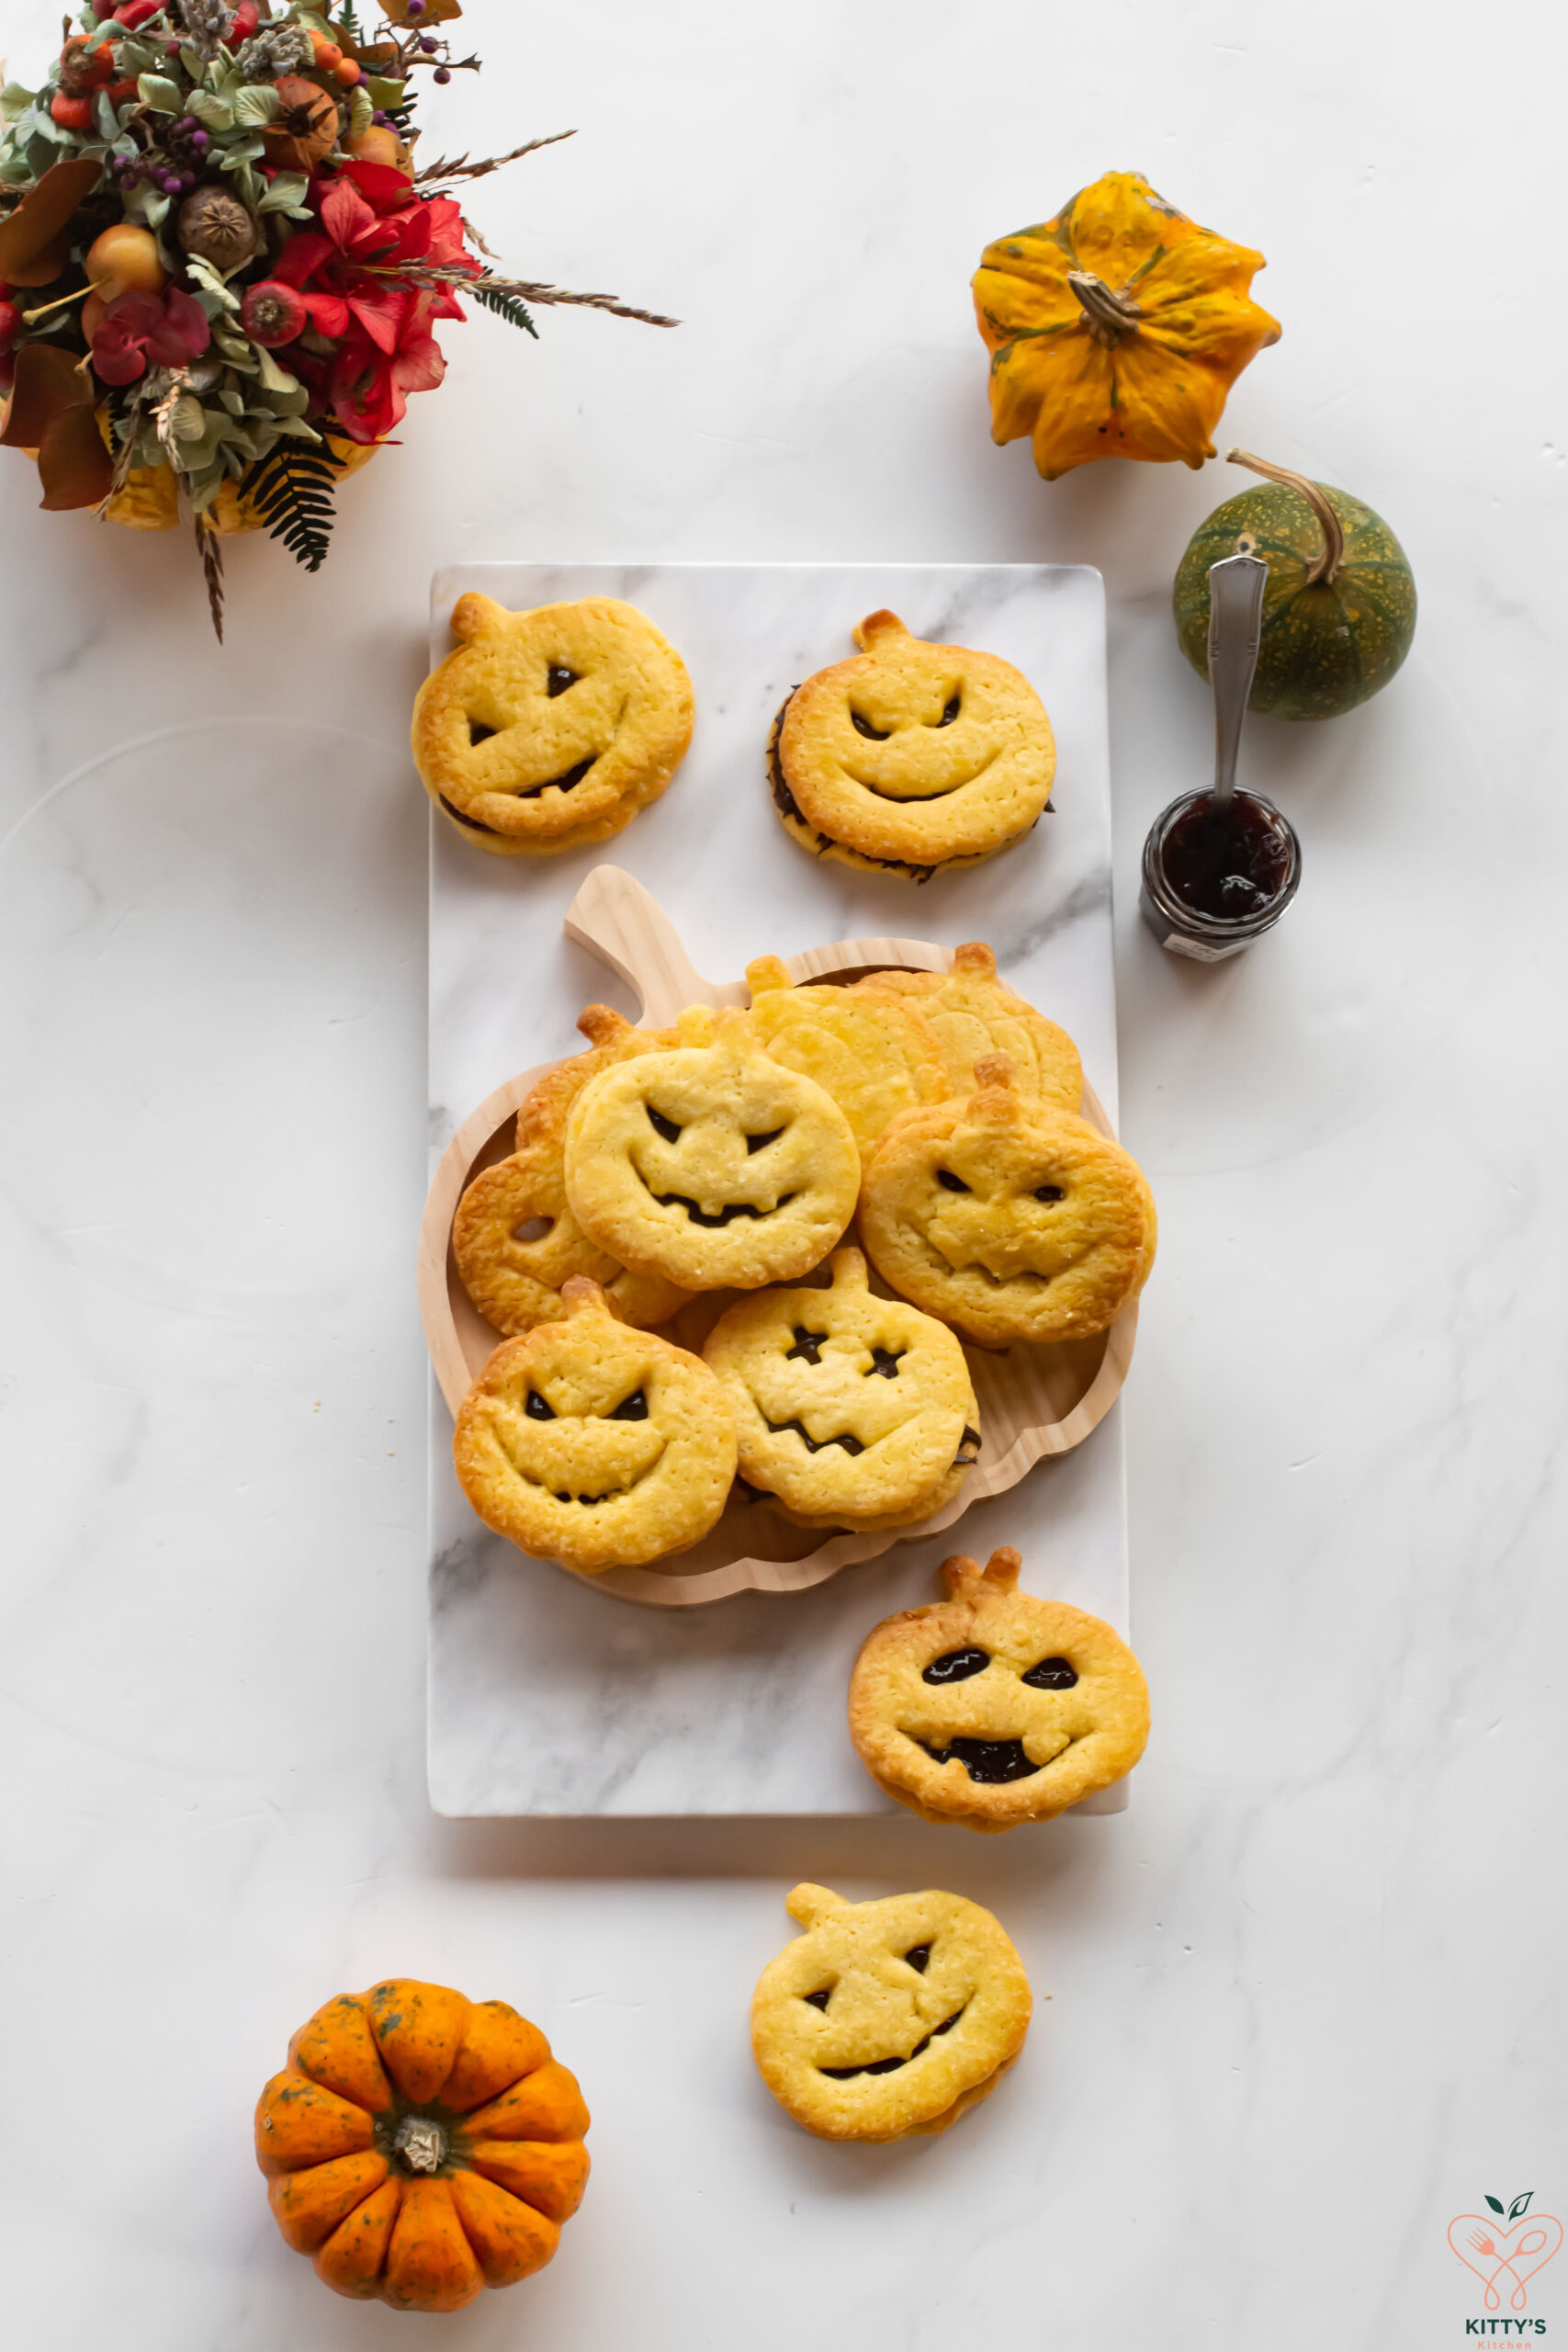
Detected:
left=413, top=594, right=694, bottom=857
left=452, top=1006, right=688, bottom=1337
left=770, top=610, right=1055, bottom=879
left=848, top=1546, right=1150, bottom=1828
left=563, top=1007, right=860, bottom=1291
left=703, top=1247, right=979, bottom=1531
left=858, top=1054, right=1155, bottom=1345
left=452, top=1278, right=737, bottom=1572
left=750, top=1883, right=1032, bottom=2141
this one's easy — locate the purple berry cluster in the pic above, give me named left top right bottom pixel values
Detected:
left=118, top=113, right=214, bottom=197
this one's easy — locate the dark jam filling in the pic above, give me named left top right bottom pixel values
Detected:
left=818, top=2010, right=964, bottom=2080
left=923, top=1735, right=1040, bottom=1783
left=767, top=1417, right=865, bottom=1457
left=518, top=755, right=596, bottom=800
left=439, top=794, right=503, bottom=836
left=653, top=1192, right=787, bottom=1228
left=923, top=1646, right=989, bottom=1685
left=768, top=690, right=947, bottom=885
left=1158, top=791, right=1292, bottom=922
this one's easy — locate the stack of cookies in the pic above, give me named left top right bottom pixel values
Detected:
left=448, top=941, right=1156, bottom=1575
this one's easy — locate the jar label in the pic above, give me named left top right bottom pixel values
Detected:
left=1162, top=932, right=1248, bottom=963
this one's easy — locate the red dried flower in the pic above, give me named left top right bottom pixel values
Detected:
left=90, top=284, right=210, bottom=384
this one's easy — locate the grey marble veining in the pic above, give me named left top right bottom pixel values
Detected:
left=426, top=564, right=1127, bottom=1815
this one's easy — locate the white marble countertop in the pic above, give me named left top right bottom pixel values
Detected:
left=2, top=1, right=1565, bottom=2342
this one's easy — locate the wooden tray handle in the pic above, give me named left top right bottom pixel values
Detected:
left=562, top=865, right=745, bottom=1026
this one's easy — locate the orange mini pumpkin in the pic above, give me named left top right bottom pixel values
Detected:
left=254, top=1977, right=591, bottom=2312
left=973, top=170, right=1280, bottom=480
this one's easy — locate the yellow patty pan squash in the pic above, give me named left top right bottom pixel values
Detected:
left=973, top=171, right=1280, bottom=481
left=101, top=434, right=378, bottom=532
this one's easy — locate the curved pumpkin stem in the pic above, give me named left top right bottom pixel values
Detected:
left=1227, top=448, right=1344, bottom=588
left=1066, top=269, right=1141, bottom=348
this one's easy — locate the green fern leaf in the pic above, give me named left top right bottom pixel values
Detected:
left=469, top=280, right=538, bottom=338
left=239, top=440, right=344, bottom=574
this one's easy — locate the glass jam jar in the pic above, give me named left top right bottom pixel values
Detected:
left=1139, top=786, right=1302, bottom=962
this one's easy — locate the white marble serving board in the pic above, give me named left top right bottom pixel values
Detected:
left=426, top=562, right=1127, bottom=1816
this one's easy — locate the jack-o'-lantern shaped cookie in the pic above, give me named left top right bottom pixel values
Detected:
left=452, top=1278, right=737, bottom=1572
left=853, top=942, right=1082, bottom=1108
left=859, top=1056, right=1155, bottom=1346
left=750, top=1883, right=1032, bottom=2142
left=770, top=610, right=1055, bottom=879
left=414, top=594, right=694, bottom=856
left=452, top=1007, right=689, bottom=1337
left=703, top=1247, right=980, bottom=1531
left=743, top=956, right=949, bottom=1161
left=848, top=1547, right=1149, bottom=1828
left=564, top=1008, right=860, bottom=1291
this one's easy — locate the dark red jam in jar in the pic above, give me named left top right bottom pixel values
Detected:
left=1140, top=786, right=1301, bottom=961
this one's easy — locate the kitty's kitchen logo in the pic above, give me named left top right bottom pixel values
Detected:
left=1449, top=2190, right=1562, bottom=2327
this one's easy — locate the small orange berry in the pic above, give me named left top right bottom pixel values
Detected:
left=333, top=56, right=361, bottom=85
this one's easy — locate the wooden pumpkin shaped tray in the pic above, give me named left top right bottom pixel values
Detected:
left=419, top=865, right=1136, bottom=1608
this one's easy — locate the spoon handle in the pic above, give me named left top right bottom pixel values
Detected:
left=1207, top=553, right=1268, bottom=810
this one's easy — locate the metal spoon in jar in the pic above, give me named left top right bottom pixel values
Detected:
left=1207, top=551, right=1268, bottom=812
left=1138, top=553, right=1303, bottom=960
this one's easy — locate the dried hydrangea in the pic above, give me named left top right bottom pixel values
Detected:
left=233, top=23, right=313, bottom=79
left=170, top=0, right=236, bottom=64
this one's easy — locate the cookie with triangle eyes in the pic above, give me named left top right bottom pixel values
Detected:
left=452, top=1006, right=690, bottom=1338
left=742, top=956, right=950, bottom=1161
left=563, top=1006, right=861, bottom=1291
left=413, top=594, right=694, bottom=857
left=452, top=1278, right=738, bottom=1573
left=848, top=1547, right=1150, bottom=1829
left=769, top=610, right=1055, bottom=879
left=859, top=1054, right=1156, bottom=1346
left=852, top=942, right=1082, bottom=1110
left=750, top=1883, right=1032, bottom=2142
left=703, top=1247, right=980, bottom=1532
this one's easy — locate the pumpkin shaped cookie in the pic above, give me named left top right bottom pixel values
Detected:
left=770, top=611, right=1055, bottom=879
left=849, top=1546, right=1149, bottom=1829
left=452, top=1006, right=689, bottom=1338
left=743, top=956, right=949, bottom=1160
left=255, top=1975, right=590, bottom=2312
left=452, top=1278, right=737, bottom=1572
left=704, top=1247, right=979, bottom=1531
left=750, top=1883, right=1032, bottom=2142
left=413, top=594, right=694, bottom=856
left=853, top=942, right=1082, bottom=1108
left=859, top=1056, right=1155, bottom=1346
left=564, top=1007, right=861, bottom=1290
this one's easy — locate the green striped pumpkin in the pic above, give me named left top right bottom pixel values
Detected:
left=1173, top=455, right=1416, bottom=720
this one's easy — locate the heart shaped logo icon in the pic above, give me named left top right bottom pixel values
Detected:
left=1449, top=2212, right=1562, bottom=2311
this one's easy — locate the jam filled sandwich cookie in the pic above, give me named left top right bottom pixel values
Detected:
left=452, top=1279, right=737, bottom=1573
left=414, top=594, right=694, bottom=856
left=853, top=940, right=1082, bottom=1108
left=703, top=1247, right=980, bottom=1532
left=859, top=1055, right=1156, bottom=1347
left=847, top=1546, right=1150, bottom=1829
left=750, top=1883, right=1032, bottom=2143
left=452, top=1007, right=688, bottom=1338
left=564, top=1007, right=860, bottom=1292
left=742, top=956, right=949, bottom=1162
left=769, top=609, right=1055, bottom=881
